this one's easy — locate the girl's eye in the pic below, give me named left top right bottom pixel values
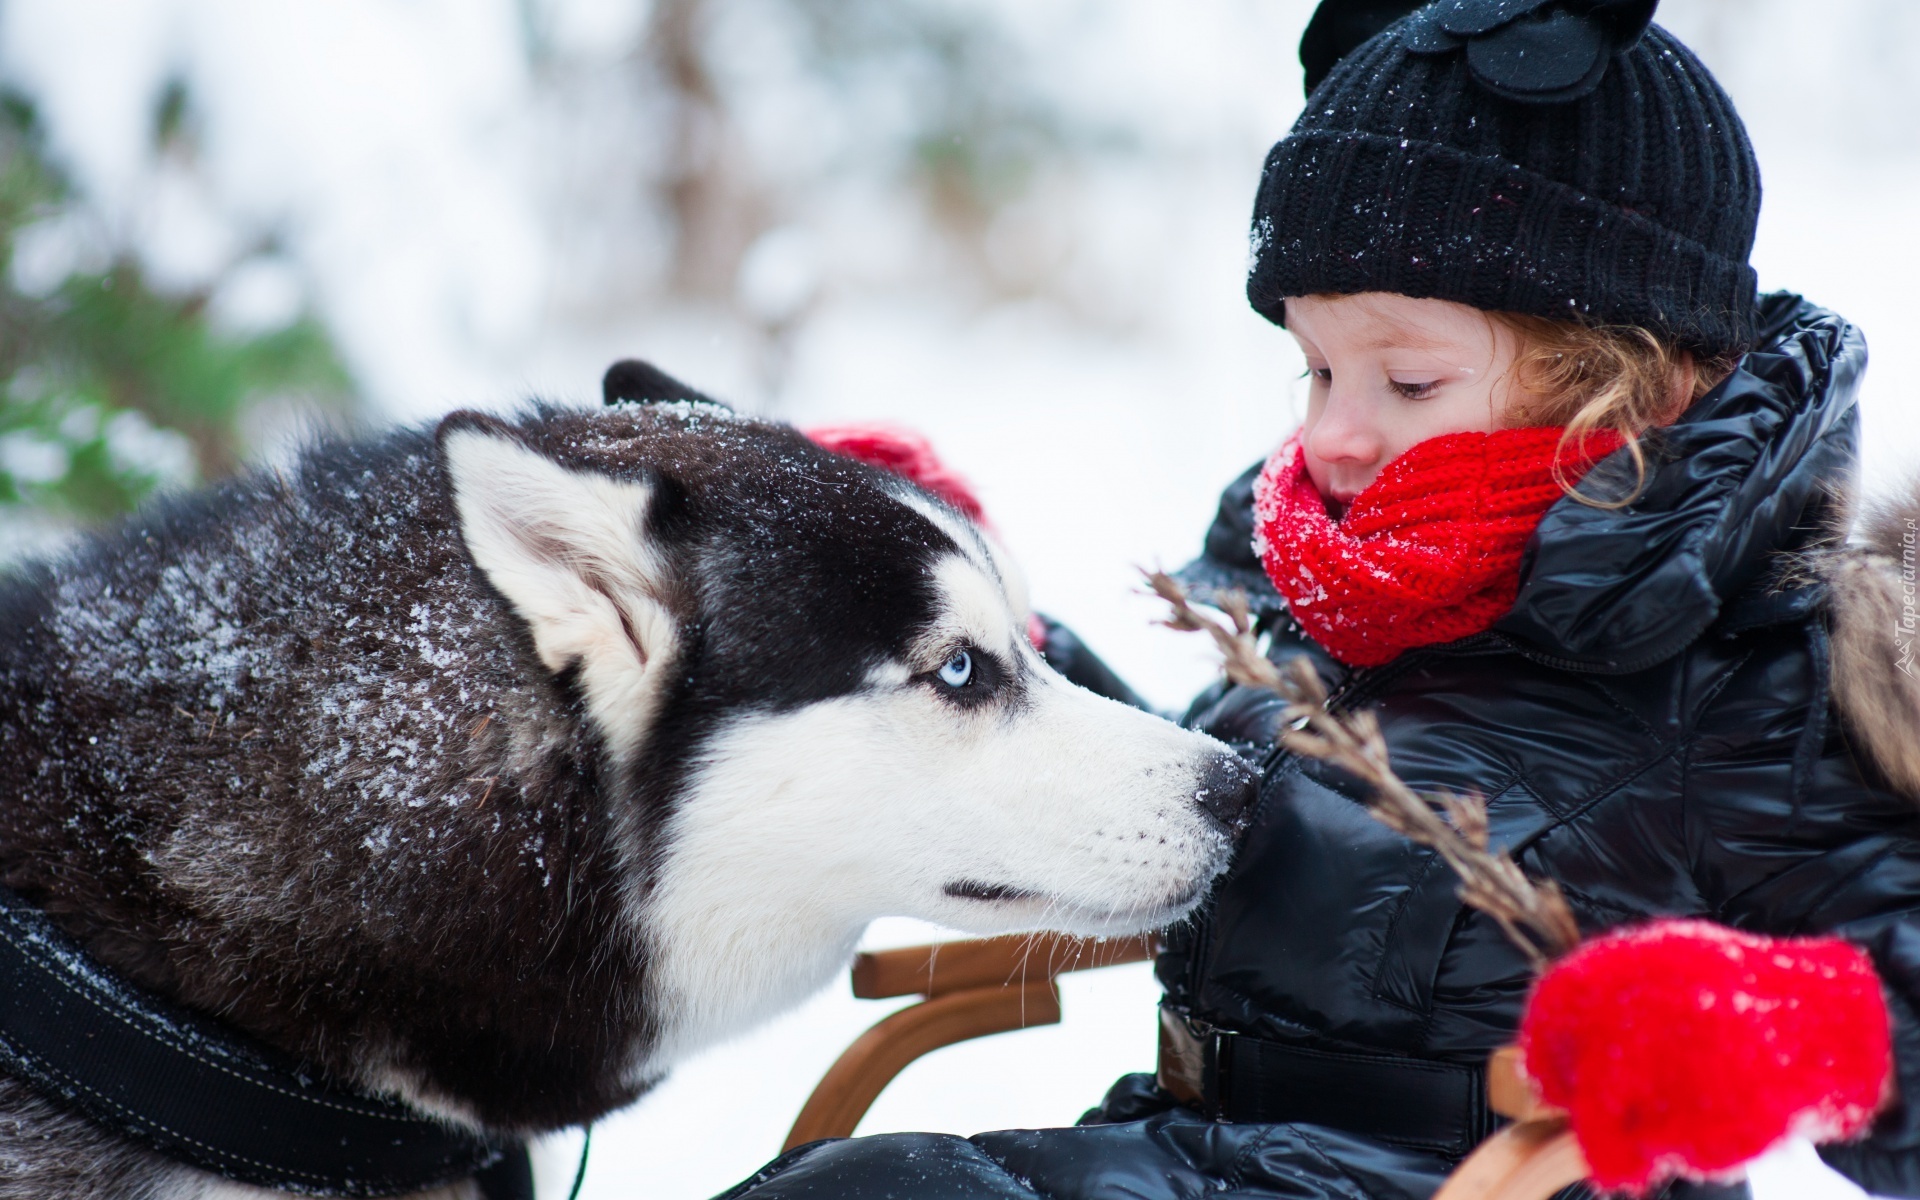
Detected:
left=1308, top=367, right=1333, bottom=384
left=937, top=649, right=974, bottom=688
left=1390, top=378, right=1440, bottom=400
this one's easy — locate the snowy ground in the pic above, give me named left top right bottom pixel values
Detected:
left=1, top=2, right=1916, bottom=1198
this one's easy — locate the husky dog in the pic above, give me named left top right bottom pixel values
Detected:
left=0, top=378, right=1254, bottom=1197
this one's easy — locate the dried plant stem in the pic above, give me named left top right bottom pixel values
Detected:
left=1147, top=570, right=1579, bottom=968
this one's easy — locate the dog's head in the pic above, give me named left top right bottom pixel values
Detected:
left=439, top=383, right=1253, bottom=1058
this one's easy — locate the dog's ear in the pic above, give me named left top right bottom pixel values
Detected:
left=602, top=359, right=724, bottom=408
left=439, top=414, right=677, bottom=756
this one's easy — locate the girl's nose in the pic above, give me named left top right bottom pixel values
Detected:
left=1306, top=391, right=1384, bottom=470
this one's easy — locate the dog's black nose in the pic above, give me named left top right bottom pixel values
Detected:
left=1196, top=753, right=1260, bottom=831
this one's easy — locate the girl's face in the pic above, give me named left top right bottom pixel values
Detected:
left=1284, top=292, right=1522, bottom=516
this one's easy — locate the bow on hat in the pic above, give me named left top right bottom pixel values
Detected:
left=1301, top=0, right=1659, bottom=103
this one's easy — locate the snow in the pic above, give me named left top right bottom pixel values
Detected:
left=1, top=2, right=1916, bottom=1198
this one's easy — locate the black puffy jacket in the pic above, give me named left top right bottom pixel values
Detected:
left=718, top=295, right=1920, bottom=1200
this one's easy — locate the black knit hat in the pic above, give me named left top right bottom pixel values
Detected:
left=1250, top=0, right=1761, bottom=356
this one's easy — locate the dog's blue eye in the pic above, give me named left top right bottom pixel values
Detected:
left=937, top=650, right=973, bottom=688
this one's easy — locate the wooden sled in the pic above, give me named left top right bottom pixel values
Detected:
left=789, top=933, right=1595, bottom=1200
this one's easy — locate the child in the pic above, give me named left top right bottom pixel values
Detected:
left=718, top=2, right=1920, bottom=1197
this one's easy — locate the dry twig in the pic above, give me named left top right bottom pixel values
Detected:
left=1147, top=569, right=1579, bottom=968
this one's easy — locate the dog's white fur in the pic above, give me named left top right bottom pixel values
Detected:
left=637, top=559, right=1230, bottom=1074
left=444, top=430, right=1237, bottom=1086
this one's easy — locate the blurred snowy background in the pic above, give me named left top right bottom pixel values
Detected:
left=0, top=1, right=1913, bottom=1197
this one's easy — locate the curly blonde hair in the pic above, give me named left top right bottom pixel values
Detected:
left=1492, top=313, right=1739, bottom=508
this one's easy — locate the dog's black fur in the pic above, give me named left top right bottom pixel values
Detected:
left=0, top=401, right=950, bottom=1144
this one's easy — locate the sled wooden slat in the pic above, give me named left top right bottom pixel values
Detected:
left=790, top=981, right=1720, bottom=1200
left=1431, top=1120, right=1587, bottom=1200
left=851, top=932, right=1157, bottom=999
left=785, top=980, right=1063, bottom=1150
left=1485, top=1045, right=1557, bottom=1123
left=1432, top=1044, right=1589, bottom=1200
left=785, top=932, right=1158, bottom=1151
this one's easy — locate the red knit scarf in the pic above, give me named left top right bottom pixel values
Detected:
left=1251, top=425, right=1626, bottom=667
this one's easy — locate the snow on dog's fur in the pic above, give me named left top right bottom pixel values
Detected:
left=0, top=385, right=1253, bottom=1198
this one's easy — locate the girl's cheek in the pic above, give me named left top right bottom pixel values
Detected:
left=1416, top=378, right=1506, bottom=438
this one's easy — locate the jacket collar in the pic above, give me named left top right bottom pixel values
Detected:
left=1494, top=292, right=1864, bottom=672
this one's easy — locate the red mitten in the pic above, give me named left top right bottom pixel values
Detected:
left=1519, top=918, right=1893, bottom=1195
left=804, top=423, right=988, bottom=526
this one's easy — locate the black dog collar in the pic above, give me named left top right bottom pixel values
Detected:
left=0, top=885, right=527, bottom=1197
